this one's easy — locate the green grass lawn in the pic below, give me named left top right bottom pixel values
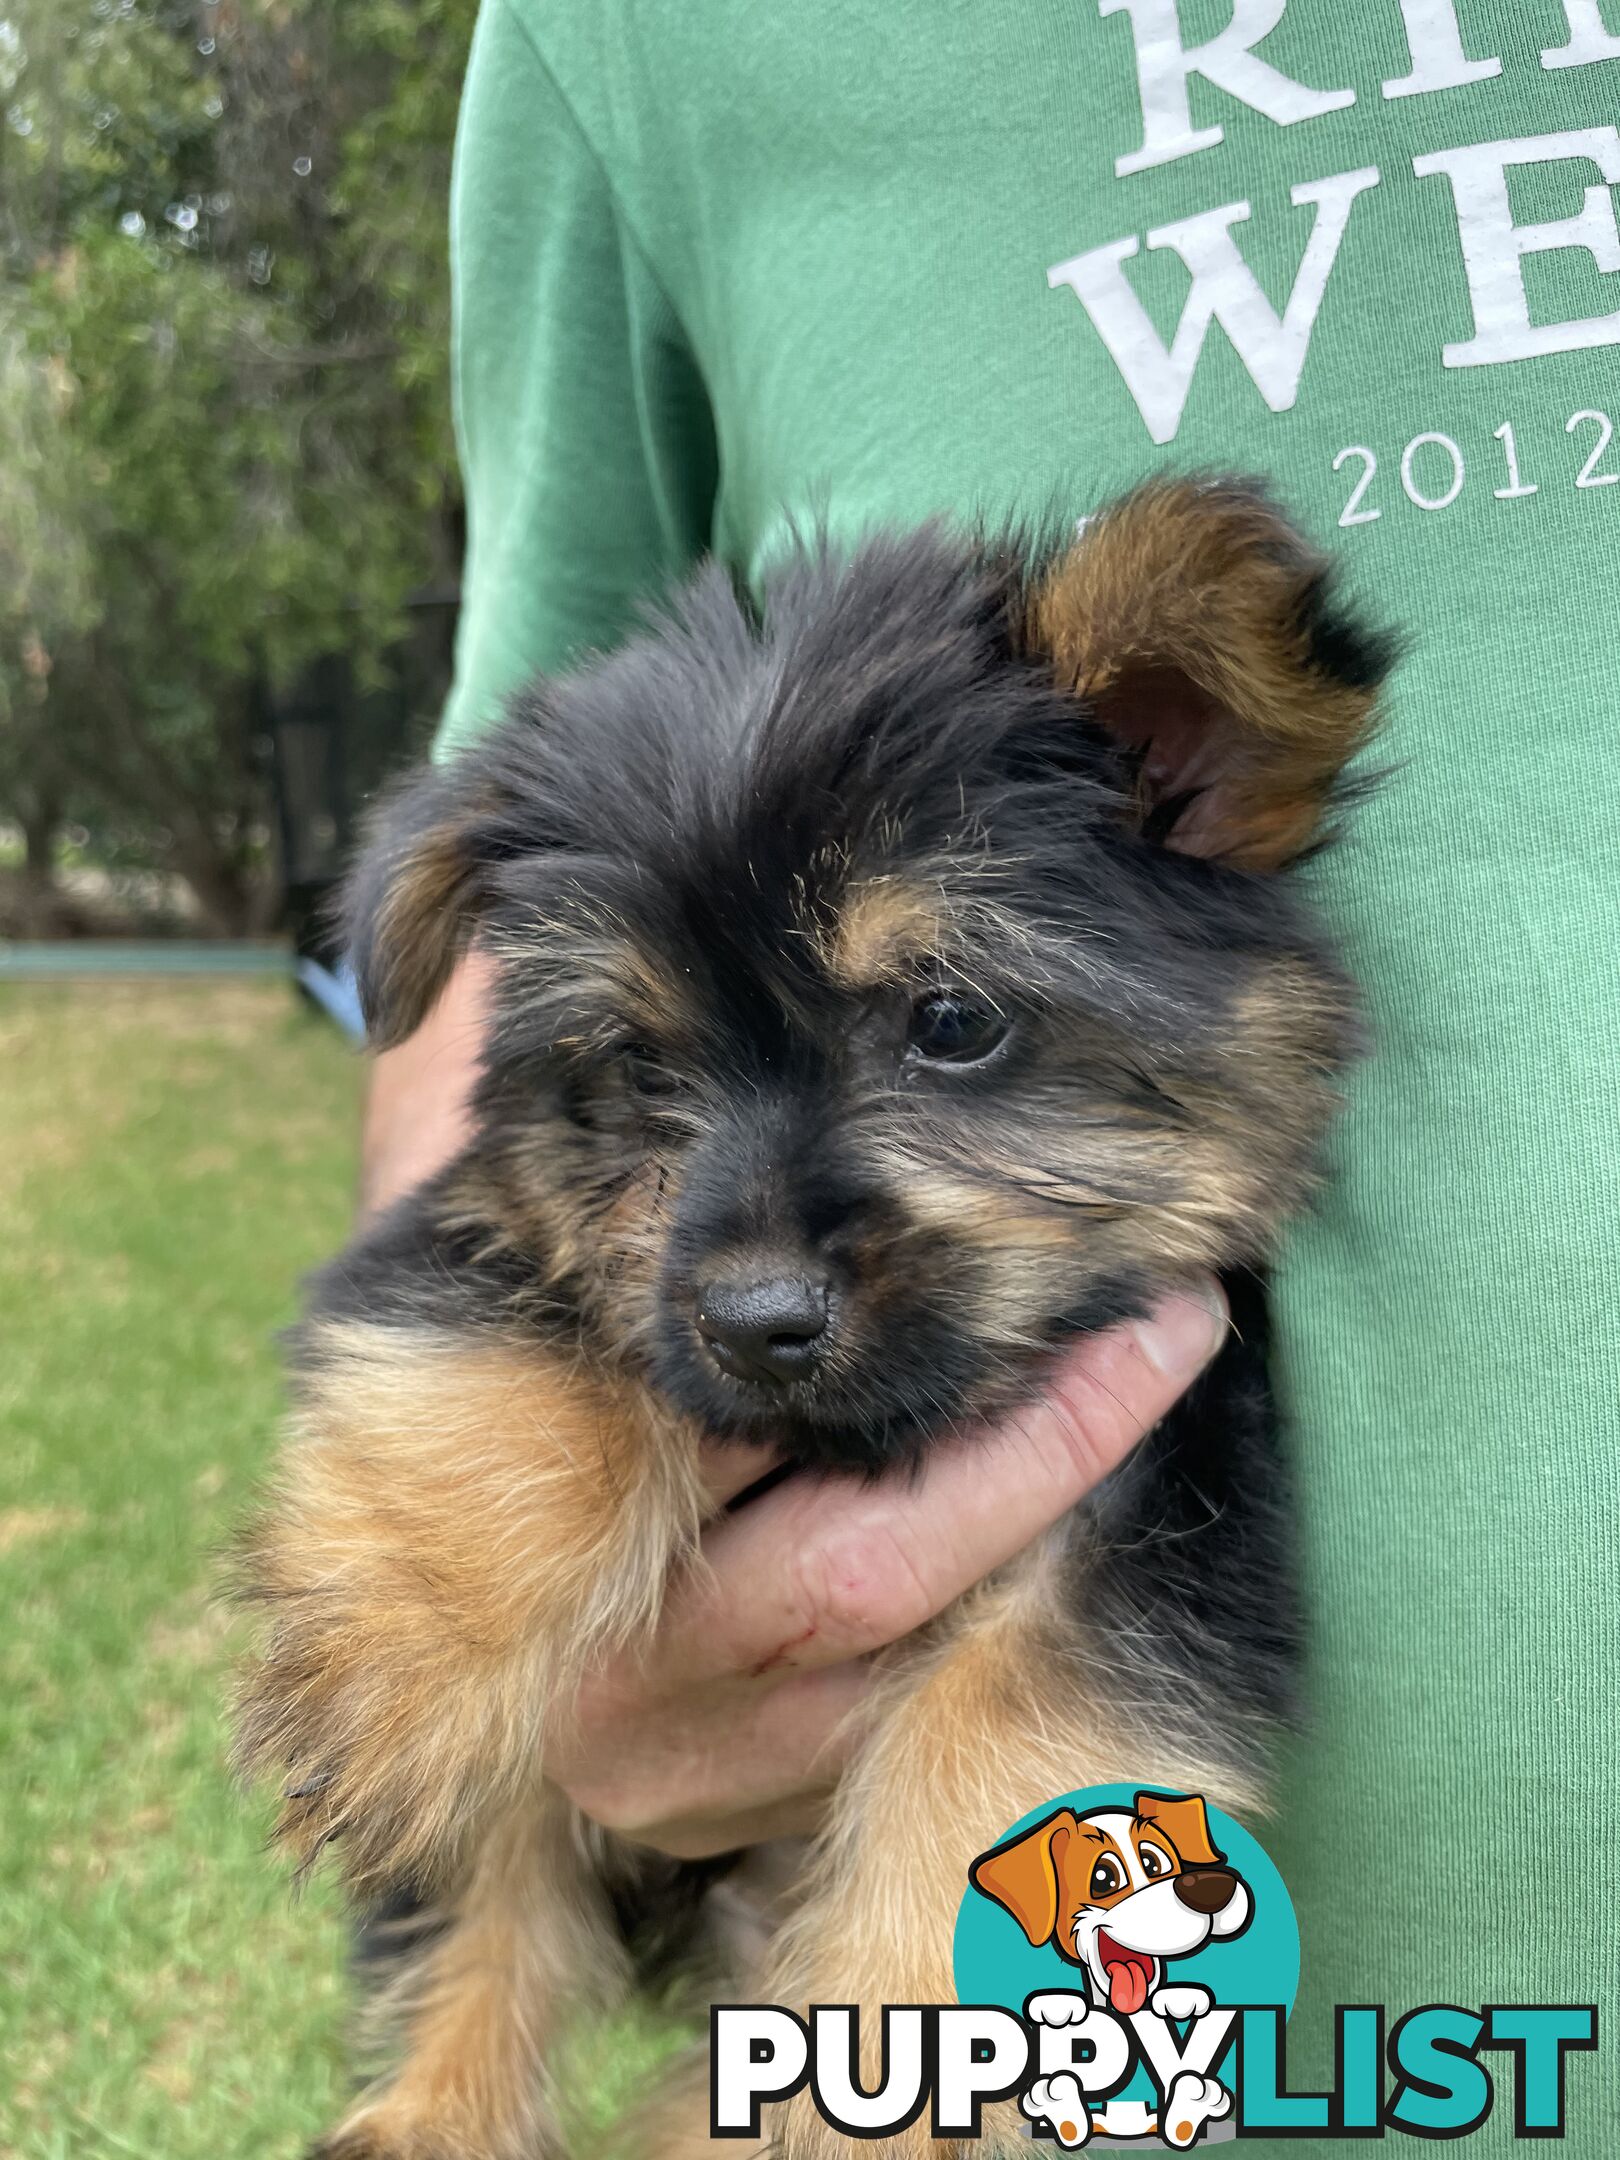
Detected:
left=1, top=983, right=362, bottom=2158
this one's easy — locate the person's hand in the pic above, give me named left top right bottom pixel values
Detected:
left=548, top=1287, right=1228, bottom=1859
left=359, top=951, right=494, bottom=1215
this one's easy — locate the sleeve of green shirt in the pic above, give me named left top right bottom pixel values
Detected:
left=435, top=0, right=717, bottom=760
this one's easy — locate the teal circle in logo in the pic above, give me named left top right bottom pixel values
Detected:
left=953, top=1784, right=1298, bottom=2107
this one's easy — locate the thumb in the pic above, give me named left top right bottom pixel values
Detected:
left=1026, top=1283, right=1231, bottom=1496
left=672, top=1284, right=1229, bottom=1679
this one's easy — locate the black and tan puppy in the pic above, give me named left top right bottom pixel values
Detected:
left=234, top=481, right=1392, bottom=2159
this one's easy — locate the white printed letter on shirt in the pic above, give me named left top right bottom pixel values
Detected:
left=1383, top=0, right=1502, bottom=99
left=1048, top=166, right=1379, bottom=443
left=1101, top=0, right=1356, bottom=178
left=1412, top=127, right=1620, bottom=366
left=1542, top=1, right=1620, bottom=70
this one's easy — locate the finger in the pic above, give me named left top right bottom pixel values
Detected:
left=630, top=1658, right=869, bottom=1857
left=360, top=953, right=495, bottom=1215
left=660, top=1287, right=1228, bottom=1684
left=557, top=1657, right=871, bottom=1849
left=697, top=1438, right=787, bottom=1511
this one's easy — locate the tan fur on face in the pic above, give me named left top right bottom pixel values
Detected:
left=233, top=1323, right=707, bottom=1901
left=823, top=877, right=945, bottom=990
left=861, top=950, right=1348, bottom=1379
left=1029, top=480, right=1384, bottom=871
left=432, top=1137, right=686, bottom=1378
left=486, top=914, right=705, bottom=1061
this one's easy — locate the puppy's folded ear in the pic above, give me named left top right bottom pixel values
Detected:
left=1025, top=479, right=1396, bottom=872
left=1133, top=1790, right=1225, bottom=1870
left=968, top=1808, right=1078, bottom=1947
left=342, top=743, right=535, bottom=1050
left=341, top=764, right=485, bottom=1048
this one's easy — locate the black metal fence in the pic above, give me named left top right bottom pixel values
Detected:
left=267, top=587, right=459, bottom=973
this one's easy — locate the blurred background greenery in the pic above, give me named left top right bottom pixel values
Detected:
left=0, top=9, right=522, bottom=2151
left=0, top=0, right=477, bottom=941
left=1, top=981, right=359, bottom=2156
left=1, top=977, right=683, bottom=2147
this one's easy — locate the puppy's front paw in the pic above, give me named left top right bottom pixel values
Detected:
left=309, top=2110, right=529, bottom=2160
left=308, top=2131, right=451, bottom=2160
left=1021, top=2072, right=1092, bottom=2146
left=775, top=2082, right=923, bottom=2160
left=1149, top=1984, right=1213, bottom=2023
left=774, top=2082, right=1023, bottom=2160
left=1026, top=1990, right=1091, bottom=2028
left=1160, top=2071, right=1231, bottom=2148
left=309, top=2133, right=460, bottom=2160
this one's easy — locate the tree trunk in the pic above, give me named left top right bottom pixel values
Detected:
left=15, top=794, right=64, bottom=935
left=171, top=843, right=258, bottom=938
left=21, top=799, right=57, bottom=888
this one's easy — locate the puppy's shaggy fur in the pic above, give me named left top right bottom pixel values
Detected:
left=234, top=480, right=1393, bottom=2159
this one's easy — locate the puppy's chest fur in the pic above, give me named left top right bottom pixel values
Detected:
left=233, top=480, right=1392, bottom=2160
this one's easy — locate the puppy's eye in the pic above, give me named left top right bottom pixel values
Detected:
left=621, top=1045, right=682, bottom=1100
left=1139, top=1842, right=1172, bottom=1880
left=905, top=991, right=1009, bottom=1066
left=1089, top=1855, right=1125, bottom=1899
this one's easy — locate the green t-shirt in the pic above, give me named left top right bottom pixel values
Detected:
left=442, top=2, right=1620, bottom=2142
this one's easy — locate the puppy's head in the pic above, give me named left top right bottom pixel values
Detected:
left=349, top=481, right=1392, bottom=1468
left=969, top=1791, right=1252, bottom=2010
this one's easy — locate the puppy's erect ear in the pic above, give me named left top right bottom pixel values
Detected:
left=342, top=757, right=513, bottom=1051
left=1025, top=479, right=1395, bottom=872
left=1134, top=1790, right=1224, bottom=1870
left=968, top=1808, right=1078, bottom=1947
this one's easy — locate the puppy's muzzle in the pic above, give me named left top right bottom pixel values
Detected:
left=1172, top=1867, right=1238, bottom=1915
left=696, top=1274, right=830, bottom=1387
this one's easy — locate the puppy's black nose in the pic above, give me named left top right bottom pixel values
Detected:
left=1173, top=1867, right=1237, bottom=1915
left=697, top=1276, right=829, bottom=1386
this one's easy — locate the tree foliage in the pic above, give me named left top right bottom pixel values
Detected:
left=0, top=0, right=476, bottom=930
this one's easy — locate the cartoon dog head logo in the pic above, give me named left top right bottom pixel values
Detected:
left=968, top=1790, right=1251, bottom=2015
